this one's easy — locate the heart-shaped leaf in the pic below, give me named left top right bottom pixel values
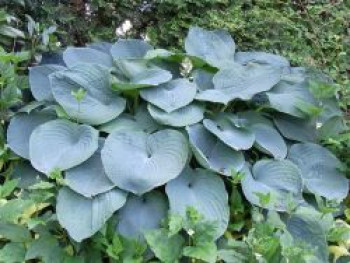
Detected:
left=234, top=112, right=287, bottom=158
left=29, top=119, right=99, bottom=174
left=140, top=79, right=197, bottom=113
left=203, top=114, right=255, bottom=150
left=148, top=103, right=204, bottom=127
left=234, top=52, right=290, bottom=68
left=187, top=124, right=244, bottom=176
left=265, top=81, right=317, bottom=118
left=63, top=47, right=113, bottom=68
left=241, top=161, right=303, bottom=211
left=99, top=104, right=159, bottom=134
left=210, top=63, right=281, bottom=104
left=111, top=39, right=153, bottom=59
left=101, top=129, right=188, bottom=194
left=251, top=123, right=287, bottom=159
left=274, top=114, right=316, bottom=142
left=57, top=187, right=127, bottom=242
left=117, top=191, right=168, bottom=240
left=166, top=167, right=229, bottom=239
left=112, top=60, right=172, bottom=90
left=7, top=111, right=56, bottom=159
left=29, top=65, right=65, bottom=101
left=185, top=27, right=235, bottom=68
left=288, top=143, right=349, bottom=201
left=65, top=139, right=115, bottom=197
left=50, top=63, right=126, bottom=125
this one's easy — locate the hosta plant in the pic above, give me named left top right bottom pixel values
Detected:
left=5, top=26, right=349, bottom=262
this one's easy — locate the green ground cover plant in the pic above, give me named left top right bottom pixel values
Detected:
left=1, top=26, right=349, bottom=262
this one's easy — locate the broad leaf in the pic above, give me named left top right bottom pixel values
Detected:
left=110, top=39, right=153, bottom=59
left=29, top=119, right=99, bottom=174
left=29, top=64, right=65, bottom=101
left=185, top=26, right=235, bottom=68
left=235, top=112, right=287, bottom=158
left=112, top=60, right=172, bottom=90
left=101, top=129, right=188, bottom=194
left=11, top=161, right=45, bottom=189
left=183, top=242, right=217, bottom=263
left=288, top=143, right=349, bottom=201
left=57, top=187, right=127, bottom=242
left=140, top=78, right=197, bottom=113
left=50, top=63, right=126, bottom=125
left=148, top=103, right=204, bottom=127
left=274, top=114, right=317, bottom=142
left=7, top=111, right=56, bottom=159
left=286, top=207, right=329, bottom=262
left=145, top=229, right=185, bottom=263
left=196, top=63, right=281, bottom=104
left=234, top=52, right=290, bottom=68
left=87, top=42, right=113, bottom=54
left=65, top=139, right=115, bottom=197
left=193, top=69, right=214, bottom=91
left=203, top=114, right=255, bottom=150
left=241, top=161, right=303, bottom=211
left=165, top=167, right=229, bottom=239
left=187, top=123, right=244, bottom=176
left=251, top=123, right=287, bottom=159
left=117, top=191, right=168, bottom=240
left=265, top=81, right=318, bottom=118
left=63, top=47, right=113, bottom=68
left=99, top=104, right=159, bottom=134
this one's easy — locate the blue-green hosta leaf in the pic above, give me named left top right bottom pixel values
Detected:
left=87, top=42, right=113, bottom=54
left=99, top=104, right=160, bottom=133
left=12, top=162, right=45, bottom=189
left=117, top=191, right=168, bottom=240
left=99, top=113, right=145, bottom=133
left=234, top=111, right=287, bottom=158
left=193, top=69, right=214, bottom=91
left=241, top=161, right=303, bottom=211
left=185, top=26, right=235, bottom=68
left=288, top=143, right=348, bottom=201
left=65, top=140, right=114, bottom=198
left=265, top=81, right=317, bottom=118
left=112, top=60, right=172, bottom=90
left=57, top=187, right=127, bottom=242
left=63, top=47, right=113, bottom=68
left=148, top=103, right=204, bottom=127
left=50, top=63, right=126, bottom=125
left=286, top=207, right=329, bottom=262
left=186, top=124, right=244, bottom=176
left=234, top=52, right=290, bottom=68
left=7, top=111, right=56, bottom=159
left=196, top=63, right=281, bottom=104
left=166, top=167, right=229, bottom=239
left=101, top=129, right=188, bottom=194
left=140, top=79, right=197, bottom=113
left=111, top=39, right=153, bottom=59
left=236, top=111, right=273, bottom=127
left=29, top=65, right=65, bottom=101
left=29, top=119, right=99, bottom=174
left=203, top=114, right=255, bottom=150
left=274, top=114, right=317, bottom=142
left=251, top=123, right=287, bottom=159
